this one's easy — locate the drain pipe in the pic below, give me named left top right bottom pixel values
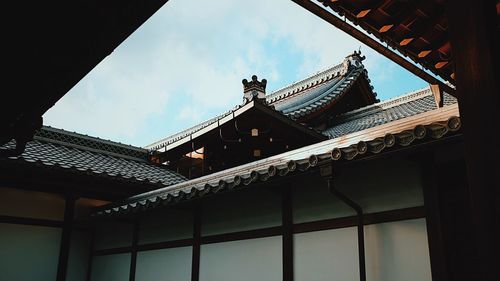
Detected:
left=321, top=165, right=366, bottom=281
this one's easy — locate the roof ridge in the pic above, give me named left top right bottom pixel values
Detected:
left=145, top=107, right=238, bottom=150
left=266, top=51, right=369, bottom=104
left=35, top=126, right=148, bottom=161
left=266, top=62, right=346, bottom=100
left=146, top=51, right=372, bottom=150
left=336, top=86, right=433, bottom=122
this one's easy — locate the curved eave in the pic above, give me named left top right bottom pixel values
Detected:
left=272, top=67, right=376, bottom=122
left=94, top=105, right=460, bottom=217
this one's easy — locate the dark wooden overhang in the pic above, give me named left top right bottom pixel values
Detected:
left=291, top=0, right=459, bottom=96
left=2, top=0, right=170, bottom=156
left=151, top=100, right=328, bottom=167
left=321, top=0, right=454, bottom=81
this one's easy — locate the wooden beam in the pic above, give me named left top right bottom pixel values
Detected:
left=191, top=205, right=201, bottom=281
left=291, top=0, right=456, bottom=97
left=430, top=84, right=443, bottom=108
left=400, top=38, right=414, bottom=46
left=282, top=187, right=293, bottom=281
left=418, top=50, right=432, bottom=58
left=201, top=227, right=282, bottom=244
left=356, top=9, right=371, bottom=18
left=379, top=24, right=393, bottom=33
left=434, top=61, right=448, bottom=69
left=137, top=238, right=193, bottom=251
left=446, top=1, right=500, bottom=280
left=421, top=155, right=449, bottom=281
left=129, top=220, right=140, bottom=281
left=56, top=196, right=76, bottom=281
left=0, top=215, right=63, bottom=228
left=85, top=229, right=95, bottom=281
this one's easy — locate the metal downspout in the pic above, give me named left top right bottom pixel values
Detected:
left=327, top=177, right=366, bottom=281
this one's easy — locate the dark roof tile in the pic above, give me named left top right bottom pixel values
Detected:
left=323, top=88, right=458, bottom=138
left=1, top=127, right=187, bottom=187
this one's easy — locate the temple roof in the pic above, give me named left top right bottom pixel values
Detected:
left=95, top=100, right=461, bottom=216
left=268, top=52, right=376, bottom=120
left=147, top=51, right=377, bottom=151
left=0, top=126, right=187, bottom=188
left=324, top=87, right=457, bottom=138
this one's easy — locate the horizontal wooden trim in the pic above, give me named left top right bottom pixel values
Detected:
left=92, top=206, right=424, bottom=255
left=293, top=206, right=425, bottom=234
left=138, top=238, right=193, bottom=252
left=201, top=226, right=283, bottom=244
left=0, top=215, right=63, bottom=228
left=93, top=246, right=132, bottom=256
left=364, top=206, right=425, bottom=224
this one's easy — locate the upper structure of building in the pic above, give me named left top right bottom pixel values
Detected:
left=0, top=51, right=459, bottom=204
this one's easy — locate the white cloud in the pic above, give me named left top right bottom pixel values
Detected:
left=42, top=0, right=391, bottom=146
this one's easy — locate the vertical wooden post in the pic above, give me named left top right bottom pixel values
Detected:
left=129, top=220, right=140, bottom=281
left=446, top=1, right=499, bottom=280
left=421, top=156, right=448, bottom=281
left=85, top=228, right=95, bottom=281
left=56, top=195, right=76, bottom=281
left=282, top=186, right=293, bottom=281
left=191, top=205, right=201, bottom=281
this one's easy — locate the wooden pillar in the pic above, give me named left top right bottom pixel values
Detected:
left=129, top=220, right=140, bottom=281
left=191, top=205, right=201, bottom=281
left=56, top=196, right=76, bottom=281
left=446, top=1, right=499, bottom=280
left=282, top=187, right=293, bottom=281
left=85, top=228, right=96, bottom=281
left=421, top=156, right=449, bottom=281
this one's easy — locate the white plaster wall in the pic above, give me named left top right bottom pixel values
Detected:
left=90, top=253, right=130, bottom=281
left=294, top=227, right=359, bottom=281
left=200, top=236, right=282, bottom=281
left=293, top=219, right=432, bottom=281
left=66, top=230, right=92, bottom=281
left=0, top=223, right=61, bottom=281
left=136, top=247, right=192, bottom=281
left=364, top=218, right=432, bottom=281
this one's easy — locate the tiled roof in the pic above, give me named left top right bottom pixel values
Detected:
left=95, top=105, right=461, bottom=217
left=268, top=62, right=375, bottom=120
left=0, top=126, right=187, bottom=187
left=146, top=100, right=326, bottom=152
left=324, top=87, right=458, bottom=138
left=146, top=52, right=376, bottom=150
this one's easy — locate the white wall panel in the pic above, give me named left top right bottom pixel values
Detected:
left=136, top=247, right=192, bottom=281
left=364, top=219, right=432, bottom=281
left=0, top=223, right=61, bottom=281
left=66, top=230, right=92, bottom=281
left=90, top=253, right=130, bottom=281
left=200, top=236, right=282, bottom=281
left=294, top=227, right=359, bottom=281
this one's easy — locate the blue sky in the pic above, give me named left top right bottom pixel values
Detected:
left=43, top=0, right=427, bottom=147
